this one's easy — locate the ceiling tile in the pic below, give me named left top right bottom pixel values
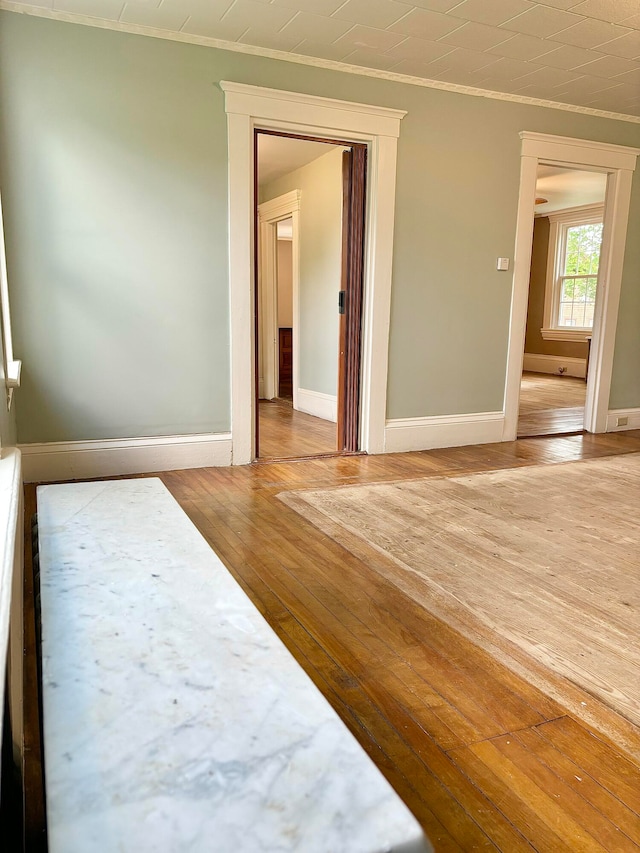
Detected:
left=292, top=38, right=354, bottom=59
left=500, top=6, right=585, bottom=38
left=6, top=0, right=53, bottom=8
left=536, top=43, right=602, bottom=68
left=334, top=24, right=405, bottom=52
left=331, top=0, right=411, bottom=29
left=218, top=0, right=296, bottom=33
left=615, top=66, right=640, bottom=85
left=569, top=0, right=639, bottom=24
left=488, top=32, right=556, bottom=59
left=388, top=7, right=463, bottom=40
left=384, top=36, right=454, bottom=62
left=551, top=18, right=631, bottom=47
left=181, top=16, right=247, bottom=39
left=343, top=48, right=400, bottom=69
left=408, top=0, right=461, bottom=10
left=599, top=30, right=640, bottom=59
left=555, top=73, right=622, bottom=93
left=425, top=46, right=501, bottom=72
left=272, top=0, right=345, bottom=13
left=577, top=54, right=640, bottom=78
left=618, top=13, right=640, bottom=30
left=476, top=56, right=537, bottom=79
left=279, top=11, right=352, bottom=42
left=437, top=21, right=515, bottom=51
left=238, top=28, right=302, bottom=49
left=446, top=0, right=534, bottom=27
left=53, top=0, right=125, bottom=19
left=530, top=0, right=581, bottom=8
left=120, top=3, right=189, bottom=30
left=514, top=64, right=583, bottom=86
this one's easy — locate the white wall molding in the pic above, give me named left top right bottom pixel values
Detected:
left=385, top=412, right=504, bottom=454
left=223, top=81, right=405, bottom=463
left=605, top=408, right=640, bottom=432
left=3, top=4, right=640, bottom=125
left=523, top=353, right=586, bottom=378
left=20, top=433, right=232, bottom=484
left=504, top=132, right=639, bottom=443
left=296, top=388, right=337, bottom=423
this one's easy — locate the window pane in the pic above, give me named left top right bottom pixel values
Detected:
left=558, top=275, right=597, bottom=327
left=564, top=223, right=603, bottom=276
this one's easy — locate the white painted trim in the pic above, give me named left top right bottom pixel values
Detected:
left=296, top=388, right=337, bottom=423
left=258, top=191, right=301, bottom=405
left=20, top=433, right=232, bottom=483
left=384, top=412, right=504, bottom=454
left=0, top=448, right=23, bottom=773
left=540, top=328, right=592, bottom=343
left=523, top=353, right=586, bottom=379
left=0, top=192, right=21, bottom=412
left=2, top=4, right=640, bottom=125
left=504, top=132, right=638, bottom=442
left=223, top=82, right=404, bottom=463
left=605, top=408, right=640, bottom=432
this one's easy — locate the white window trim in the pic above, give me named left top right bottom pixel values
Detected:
left=0, top=194, right=21, bottom=414
left=504, top=132, right=639, bottom=440
left=540, top=203, right=604, bottom=343
left=221, top=81, right=406, bottom=464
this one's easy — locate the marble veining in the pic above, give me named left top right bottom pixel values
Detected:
left=38, top=478, right=431, bottom=852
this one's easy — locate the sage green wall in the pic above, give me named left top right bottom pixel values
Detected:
left=261, top=148, right=343, bottom=399
left=524, top=218, right=588, bottom=361
left=0, top=12, right=639, bottom=443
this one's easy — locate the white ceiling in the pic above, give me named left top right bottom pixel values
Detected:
left=535, top=164, right=607, bottom=212
left=257, top=135, right=335, bottom=185
left=6, top=0, right=640, bottom=119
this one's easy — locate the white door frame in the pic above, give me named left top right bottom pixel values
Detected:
left=221, top=81, right=406, bottom=464
left=257, top=191, right=300, bottom=405
left=504, top=132, right=639, bottom=440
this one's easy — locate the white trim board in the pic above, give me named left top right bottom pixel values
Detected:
left=523, top=353, right=586, bottom=379
left=503, top=132, right=639, bottom=442
left=605, top=408, right=640, bottom=432
left=223, top=81, right=405, bottom=463
left=384, top=412, right=504, bottom=454
left=296, top=388, right=337, bottom=424
left=2, top=4, right=640, bottom=125
left=20, top=433, right=232, bottom=484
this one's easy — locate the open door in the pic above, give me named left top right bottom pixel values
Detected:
left=337, top=144, right=367, bottom=453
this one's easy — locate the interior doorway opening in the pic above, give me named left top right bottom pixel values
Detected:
left=517, top=165, right=606, bottom=438
left=255, top=130, right=367, bottom=461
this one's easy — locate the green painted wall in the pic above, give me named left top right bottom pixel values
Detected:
left=0, top=12, right=639, bottom=443
left=261, top=148, right=343, bottom=399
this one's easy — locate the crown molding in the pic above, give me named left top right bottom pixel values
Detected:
left=2, top=2, right=640, bottom=125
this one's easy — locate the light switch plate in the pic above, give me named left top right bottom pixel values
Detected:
left=497, top=257, right=510, bottom=271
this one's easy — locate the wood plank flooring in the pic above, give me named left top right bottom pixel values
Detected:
left=258, top=397, right=337, bottom=459
left=518, top=372, right=586, bottom=437
left=23, top=431, right=640, bottom=851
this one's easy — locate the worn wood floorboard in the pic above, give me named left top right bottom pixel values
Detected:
left=23, top=431, right=640, bottom=851
left=258, top=397, right=336, bottom=459
left=518, top=372, right=586, bottom=437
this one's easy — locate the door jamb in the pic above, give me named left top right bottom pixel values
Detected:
left=257, top=191, right=301, bottom=406
left=221, top=81, right=406, bottom=464
left=503, top=132, right=639, bottom=440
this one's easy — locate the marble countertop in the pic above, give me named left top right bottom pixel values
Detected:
left=38, top=477, right=431, bottom=852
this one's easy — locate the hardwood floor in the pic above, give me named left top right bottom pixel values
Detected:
left=258, top=397, right=337, bottom=459
left=518, top=372, right=586, bottom=438
left=23, top=431, right=640, bottom=851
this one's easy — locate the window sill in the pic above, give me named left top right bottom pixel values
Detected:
left=541, top=328, right=592, bottom=343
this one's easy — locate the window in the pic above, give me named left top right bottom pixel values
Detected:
left=541, top=204, right=604, bottom=342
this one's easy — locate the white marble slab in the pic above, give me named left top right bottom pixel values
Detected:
left=38, top=478, right=431, bottom=853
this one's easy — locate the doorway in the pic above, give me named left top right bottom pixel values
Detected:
left=504, top=132, right=639, bottom=443
left=255, top=130, right=367, bottom=461
left=517, top=165, right=606, bottom=438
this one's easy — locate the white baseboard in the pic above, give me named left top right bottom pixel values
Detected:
left=20, top=433, right=232, bottom=484
left=296, top=388, right=337, bottom=423
left=523, top=353, right=586, bottom=378
left=384, top=411, right=504, bottom=454
left=605, top=408, right=640, bottom=432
